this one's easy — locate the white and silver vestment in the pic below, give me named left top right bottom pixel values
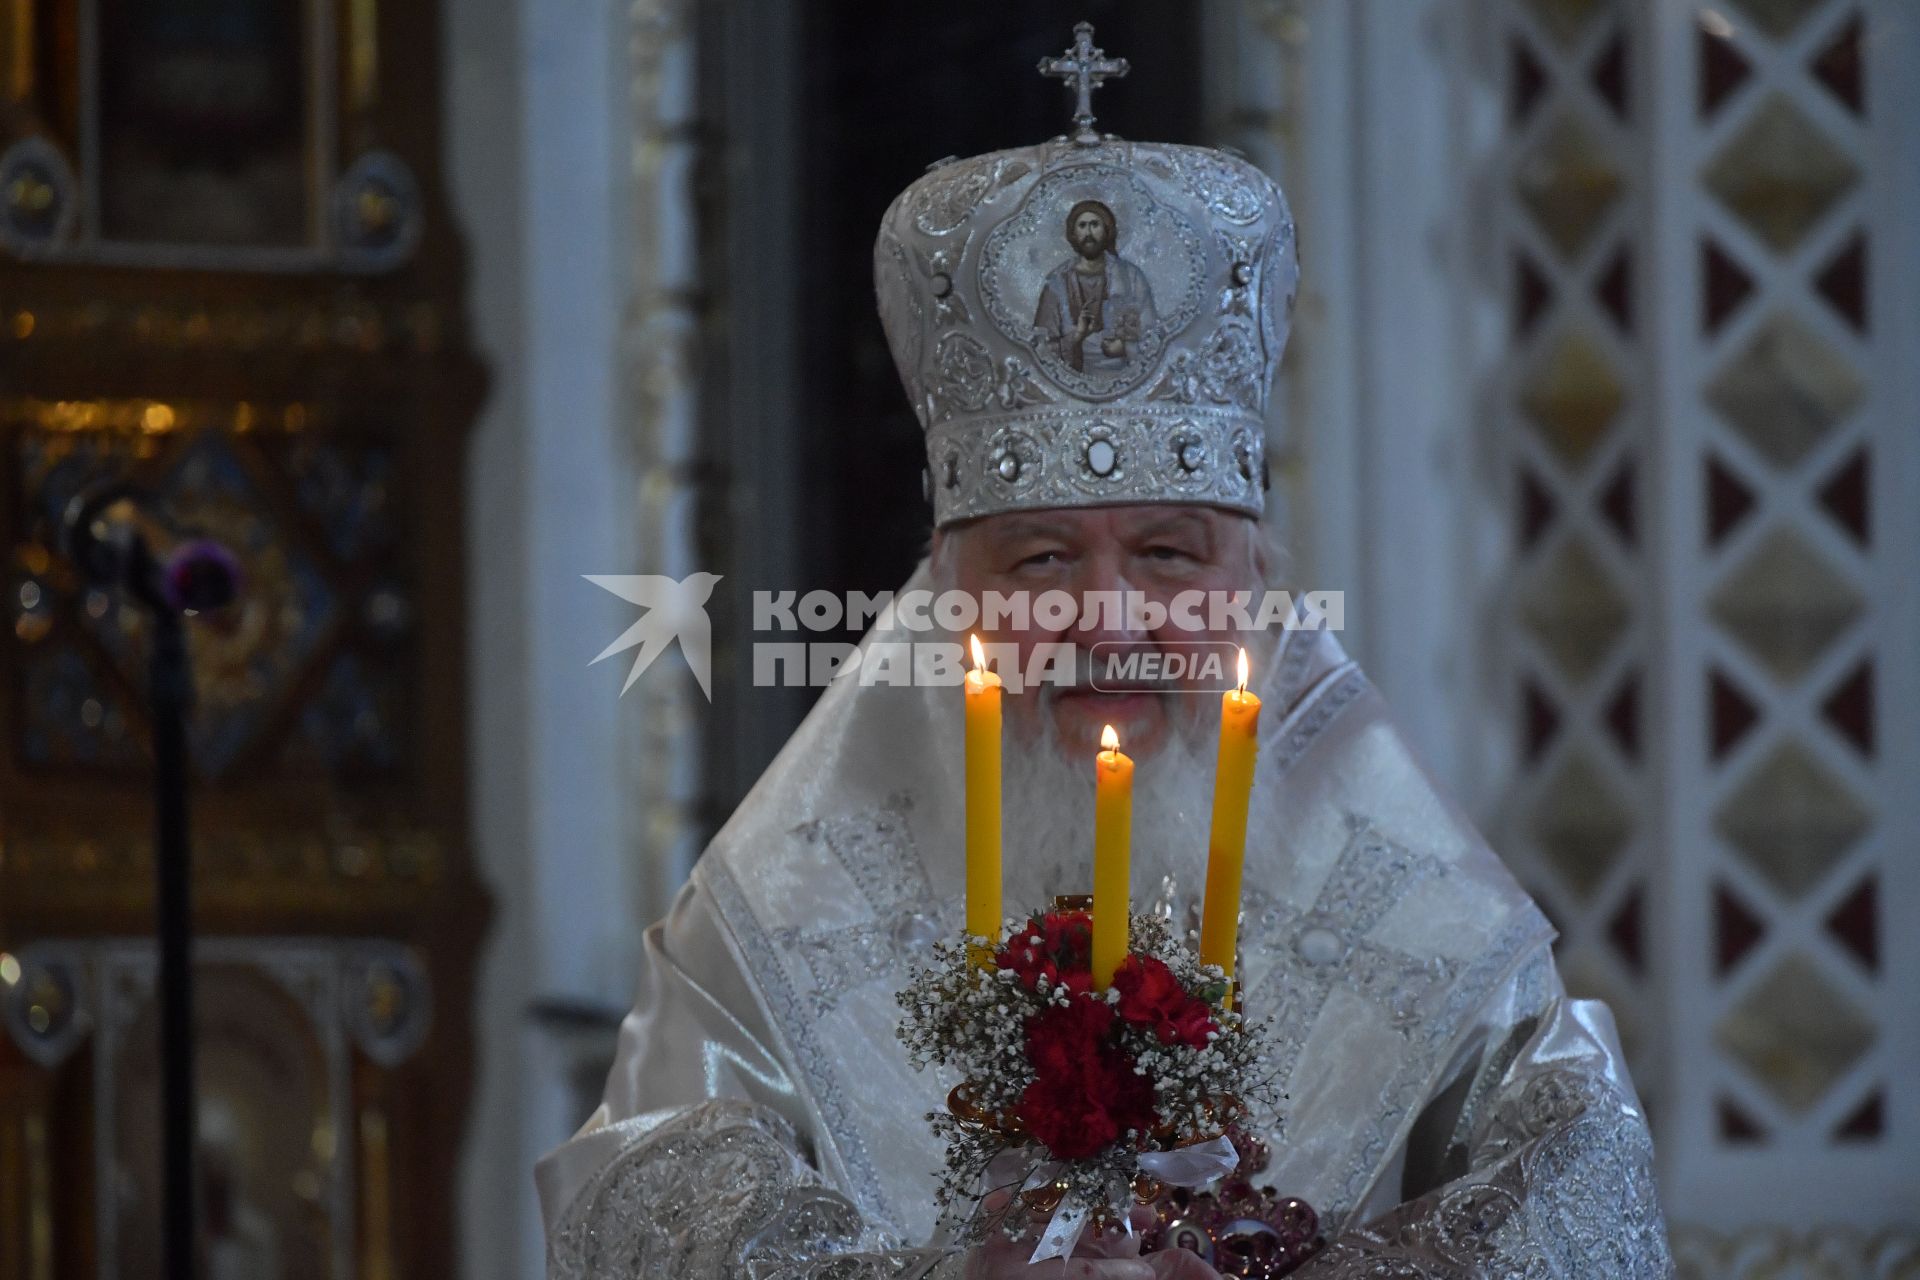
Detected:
left=537, top=587, right=1673, bottom=1278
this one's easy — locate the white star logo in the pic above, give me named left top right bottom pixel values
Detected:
left=585, top=572, right=723, bottom=699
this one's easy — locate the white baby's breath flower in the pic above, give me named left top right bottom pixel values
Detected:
left=896, top=910, right=1282, bottom=1242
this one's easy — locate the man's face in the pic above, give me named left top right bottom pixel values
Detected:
left=1071, top=210, right=1110, bottom=260
left=936, top=505, right=1266, bottom=763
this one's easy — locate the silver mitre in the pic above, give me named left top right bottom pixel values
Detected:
left=875, top=22, right=1298, bottom=528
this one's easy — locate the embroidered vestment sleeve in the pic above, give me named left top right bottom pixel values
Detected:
left=1295, top=965, right=1673, bottom=1279
left=544, top=1100, right=965, bottom=1279
left=537, top=879, right=966, bottom=1278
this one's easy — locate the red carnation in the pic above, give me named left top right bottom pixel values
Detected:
left=1018, top=1045, right=1159, bottom=1159
left=1019, top=991, right=1159, bottom=1159
left=995, top=911, right=1094, bottom=994
left=1019, top=1070, right=1120, bottom=1159
left=1165, top=998, right=1218, bottom=1048
left=1039, top=911, right=1093, bottom=963
left=1026, top=994, right=1114, bottom=1078
left=1113, top=954, right=1218, bottom=1048
left=1112, top=954, right=1184, bottom=1019
left=1090, top=1052, right=1159, bottom=1137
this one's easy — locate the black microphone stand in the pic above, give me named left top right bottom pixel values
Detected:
left=63, top=485, right=228, bottom=1280
left=148, top=601, right=196, bottom=1280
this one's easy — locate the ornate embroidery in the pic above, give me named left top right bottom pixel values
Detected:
left=1217, top=231, right=1261, bottom=318
left=1241, top=823, right=1458, bottom=1106
left=1171, top=148, right=1268, bottom=225
left=1260, top=216, right=1300, bottom=371
left=924, top=403, right=1264, bottom=523
left=993, top=357, right=1053, bottom=410
left=1232, top=685, right=1559, bottom=1236
left=1300, top=1067, right=1670, bottom=1278
left=700, top=665, right=1568, bottom=1263
left=1264, top=622, right=1330, bottom=720
left=1148, top=350, right=1202, bottom=404
left=877, top=85, right=1299, bottom=531
left=911, top=157, right=999, bottom=236
left=706, top=864, right=903, bottom=1231
left=911, top=235, right=974, bottom=331
left=772, top=800, right=952, bottom=1016
left=929, top=332, right=996, bottom=417
left=1143, top=320, right=1268, bottom=409
left=1445, top=955, right=1556, bottom=1158
left=1200, top=322, right=1263, bottom=408
left=878, top=237, right=926, bottom=398
left=547, top=1102, right=961, bottom=1280
left=769, top=1256, right=965, bottom=1280
left=1267, top=666, right=1368, bottom=776
left=1331, top=908, right=1553, bottom=1229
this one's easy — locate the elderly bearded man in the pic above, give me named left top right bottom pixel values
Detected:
left=537, top=27, right=1672, bottom=1280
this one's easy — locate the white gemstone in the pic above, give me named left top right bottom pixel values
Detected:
left=1295, top=926, right=1346, bottom=966
left=1086, top=439, right=1117, bottom=476
left=893, top=912, right=940, bottom=949
left=996, top=453, right=1020, bottom=482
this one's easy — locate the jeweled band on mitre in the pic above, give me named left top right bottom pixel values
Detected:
left=874, top=29, right=1297, bottom=528
left=921, top=404, right=1266, bottom=526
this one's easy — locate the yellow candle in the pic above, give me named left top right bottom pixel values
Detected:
left=1200, top=649, right=1261, bottom=979
left=964, top=636, right=1003, bottom=947
left=1092, top=723, right=1134, bottom=990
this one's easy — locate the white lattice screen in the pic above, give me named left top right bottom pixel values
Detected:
left=1491, top=0, right=1659, bottom=1111
left=1641, top=0, right=1917, bottom=1263
left=1212, top=0, right=1919, bottom=1268
left=1493, top=0, right=1920, bottom=1261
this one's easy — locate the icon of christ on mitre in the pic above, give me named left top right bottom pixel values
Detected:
left=538, top=24, right=1671, bottom=1280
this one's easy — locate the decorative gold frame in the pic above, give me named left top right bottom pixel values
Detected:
left=0, top=0, right=486, bottom=1274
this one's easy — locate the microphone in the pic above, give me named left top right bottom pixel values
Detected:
left=61, top=481, right=238, bottom=1280
left=60, top=482, right=242, bottom=616
left=161, top=540, right=242, bottom=614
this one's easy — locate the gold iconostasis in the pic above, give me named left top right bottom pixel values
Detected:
left=0, top=0, right=486, bottom=1275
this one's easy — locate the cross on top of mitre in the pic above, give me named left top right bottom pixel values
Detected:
left=1038, top=21, right=1130, bottom=145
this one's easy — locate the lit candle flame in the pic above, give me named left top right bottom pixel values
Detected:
left=969, top=633, right=985, bottom=670
left=1101, top=723, right=1119, bottom=754
left=1237, top=647, right=1249, bottom=695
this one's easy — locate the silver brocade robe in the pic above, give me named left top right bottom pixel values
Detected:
left=537, top=564, right=1673, bottom=1278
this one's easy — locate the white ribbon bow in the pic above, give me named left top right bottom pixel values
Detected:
left=1025, top=1135, right=1240, bottom=1263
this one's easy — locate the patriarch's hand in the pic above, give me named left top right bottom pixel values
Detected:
left=961, top=1201, right=1223, bottom=1280
left=963, top=1235, right=1154, bottom=1280
left=1140, top=1249, right=1223, bottom=1280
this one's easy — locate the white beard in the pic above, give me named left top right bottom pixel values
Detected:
left=927, top=524, right=1297, bottom=922
left=999, top=712, right=1221, bottom=919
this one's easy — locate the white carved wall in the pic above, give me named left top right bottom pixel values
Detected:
left=1209, top=0, right=1920, bottom=1271
left=1637, top=0, right=1919, bottom=1267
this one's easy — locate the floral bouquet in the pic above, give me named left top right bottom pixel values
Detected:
left=897, top=904, right=1280, bottom=1261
